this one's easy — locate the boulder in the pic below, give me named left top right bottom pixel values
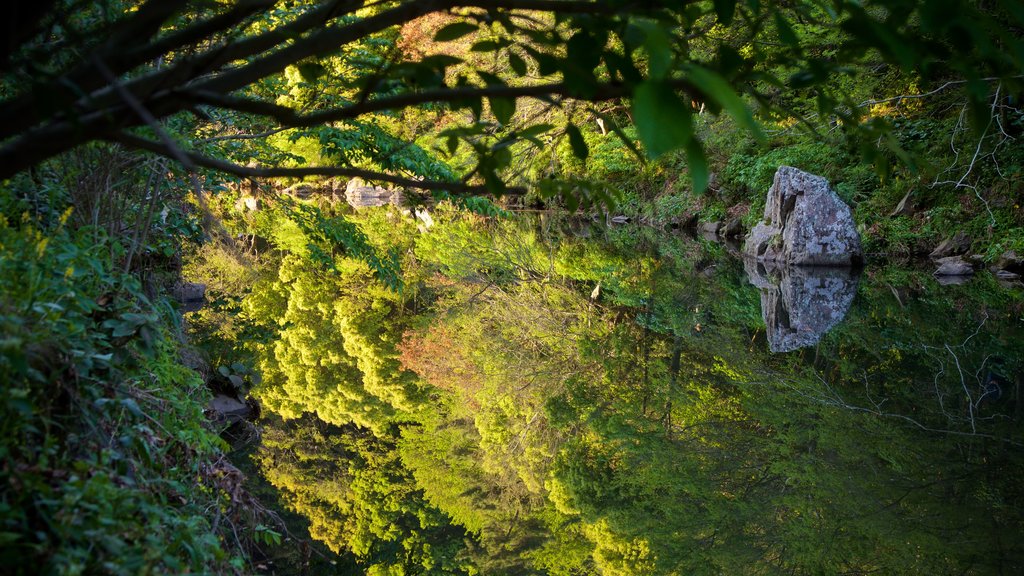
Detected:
left=743, top=166, right=862, bottom=266
left=934, top=255, right=974, bottom=276
left=745, top=259, right=860, bottom=353
left=935, top=275, right=972, bottom=286
left=929, top=232, right=972, bottom=259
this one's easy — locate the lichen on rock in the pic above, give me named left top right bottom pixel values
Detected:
left=743, top=166, right=863, bottom=267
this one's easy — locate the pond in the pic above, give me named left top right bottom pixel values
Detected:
left=232, top=213, right=1024, bottom=575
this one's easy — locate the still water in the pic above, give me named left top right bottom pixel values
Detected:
left=238, top=214, right=1024, bottom=575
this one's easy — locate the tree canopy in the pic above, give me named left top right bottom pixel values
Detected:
left=3, top=0, right=1022, bottom=199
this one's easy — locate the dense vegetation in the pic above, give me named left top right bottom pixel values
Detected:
left=1, top=0, right=1023, bottom=574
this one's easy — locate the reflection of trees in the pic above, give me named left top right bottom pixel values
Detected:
left=258, top=415, right=471, bottom=575
left=246, top=254, right=424, bottom=433
left=247, top=213, right=1024, bottom=574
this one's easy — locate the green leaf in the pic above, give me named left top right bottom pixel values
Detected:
left=517, top=123, right=555, bottom=140
left=566, top=124, right=588, bottom=160
left=434, top=22, right=478, bottom=42
left=634, top=20, right=672, bottom=79
left=121, top=398, right=144, bottom=419
left=471, top=39, right=507, bottom=52
left=476, top=71, right=505, bottom=87
left=685, top=139, right=710, bottom=194
left=685, top=64, right=765, bottom=143
left=508, top=52, right=527, bottom=76
left=490, top=97, right=515, bottom=126
left=713, top=0, right=737, bottom=26
left=632, top=80, right=693, bottom=159
left=774, top=13, right=800, bottom=49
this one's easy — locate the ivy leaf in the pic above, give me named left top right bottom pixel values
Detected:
left=471, top=39, right=509, bottom=52
left=476, top=71, right=505, bottom=86
left=517, top=123, right=555, bottom=140
left=632, top=80, right=693, bottom=159
left=434, top=22, right=478, bottom=42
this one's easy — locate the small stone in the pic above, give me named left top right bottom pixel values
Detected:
left=208, top=395, right=251, bottom=424
left=995, top=269, right=1021, bottom=281
left=934, top=255, right=974, bottom=276
left=994, top=250, right=1023, bottom=273
left=929, top=232, right=972, bottom=259
left=889, top=189, right=915, bottom=217
left=175, top=282, right=206, bottom=303
left=699, top=221, right=722, bottom=235
left=721, top=218, right=744, bottom=237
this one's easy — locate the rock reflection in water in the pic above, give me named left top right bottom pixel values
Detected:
left=745, top=259, right=860, bottom=353
left=346, top=185, right=404, bottom=209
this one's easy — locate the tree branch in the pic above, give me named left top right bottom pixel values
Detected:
left=107, top=131, right=526, bottom=196
left=0, top=0, right=652, bottom=177
left=183, top=81, right=659, bottom=127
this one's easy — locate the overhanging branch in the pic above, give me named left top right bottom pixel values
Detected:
left=184, top=81, right=658, bottom=127
left=108, top=131, right=526, bottom=196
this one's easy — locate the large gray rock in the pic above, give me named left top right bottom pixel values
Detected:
left=721, top=217, right=744, bottom=238
left=745, top=259, right=860, bottom=353
left=743, top=167, right=862, bottom=266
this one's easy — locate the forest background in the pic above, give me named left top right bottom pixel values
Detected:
left=1, top=0, right=1023, bottom=574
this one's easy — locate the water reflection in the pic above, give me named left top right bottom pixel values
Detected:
left=744, top=259, right=860, bottom=352
left=240, top=214, right=1024, bottom=575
